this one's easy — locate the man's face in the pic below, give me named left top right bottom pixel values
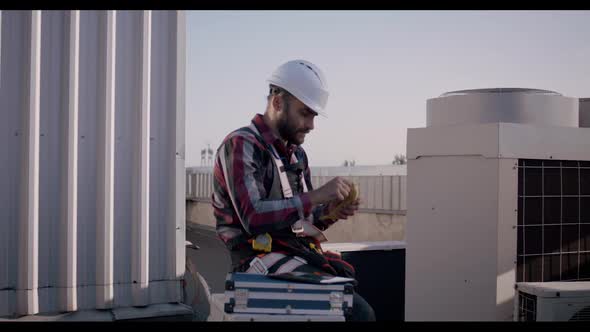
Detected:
left=277, top=97, right=317, bottom=146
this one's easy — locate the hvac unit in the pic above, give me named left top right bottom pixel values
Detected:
left=515, top=281, right=590, bottom=321
left=405, top=88, right=590, bottom=321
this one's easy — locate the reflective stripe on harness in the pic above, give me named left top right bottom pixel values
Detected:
left=246, top=253, right=286, bottom=275
left=274, top=256, right=307, bottom=274
left=245, top=253, right=308, bottom=275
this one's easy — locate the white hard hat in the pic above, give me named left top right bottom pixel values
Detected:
left=267, top=60, right=329, bottom=117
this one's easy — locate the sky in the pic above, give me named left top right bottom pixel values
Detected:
left=186, top=10, right=590, bottom=167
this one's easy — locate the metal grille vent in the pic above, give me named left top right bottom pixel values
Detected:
left=516, top=159, right=590, bottom=282
left=569, top=305, right=590, bottom=321
left=518, top=291, right=537, bottom=321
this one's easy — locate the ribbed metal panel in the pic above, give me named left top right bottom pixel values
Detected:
left=0, top=10, right=185, bottom=318
left=88, top=10, right=115, bottom=310
left=172, top=10, right=186, bottom=283
left=38, top=11, right=65, bottom=314
left=149, top=10, right=169, bottom=287
left=77, top=10, right=104, bottom=310
left=18, top=10, right=41, bottom=316
left=1, top=11, right=28, bottom=317
left=113, top=10, right=137, bottom=306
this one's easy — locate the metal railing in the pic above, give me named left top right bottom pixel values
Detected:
left=186, top=170, right=406, bottom=215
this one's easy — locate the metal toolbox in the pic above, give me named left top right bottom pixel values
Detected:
left=223, top=272, right=354, bottom=317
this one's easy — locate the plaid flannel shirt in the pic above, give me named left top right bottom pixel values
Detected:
left=212, top=114, right=337, bottom=250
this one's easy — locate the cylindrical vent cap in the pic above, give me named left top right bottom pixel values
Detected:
left=427, top=88, right=579, bottom=128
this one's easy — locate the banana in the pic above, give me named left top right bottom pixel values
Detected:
left=319, top=184, right=358, bottom=221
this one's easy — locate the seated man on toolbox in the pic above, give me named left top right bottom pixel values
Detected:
left=211, top=59, right=376, bottom=321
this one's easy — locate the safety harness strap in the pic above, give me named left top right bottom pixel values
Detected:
left=247, top=124, right=326, bottom=242
left=245, top=252, right=309, bottom=275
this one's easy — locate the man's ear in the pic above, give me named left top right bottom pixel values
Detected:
left=272, top=94, right=282, bottom=113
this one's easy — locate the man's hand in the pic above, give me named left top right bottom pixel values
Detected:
left=308, top=177, right=352, bottom=205
left=325, top=197, right=361, bottom=220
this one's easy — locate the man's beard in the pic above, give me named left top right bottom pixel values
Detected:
left=277, top=103, right=305, bottom=146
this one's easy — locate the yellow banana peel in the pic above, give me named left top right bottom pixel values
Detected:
left=319, top=184, right=358, bottom=221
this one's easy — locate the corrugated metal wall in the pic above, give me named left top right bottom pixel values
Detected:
left=186, top=170, right=407, bottom=214
left=0, top=10, right=186, bottom=317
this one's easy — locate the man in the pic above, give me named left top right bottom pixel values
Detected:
left=212, top=59, right=376, bottom=321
